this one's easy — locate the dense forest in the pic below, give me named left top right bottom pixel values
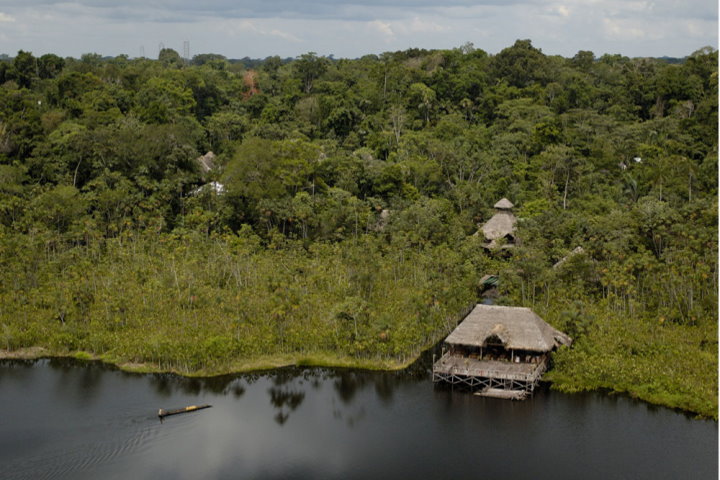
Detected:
left=0, top=41, right=716, bottom=417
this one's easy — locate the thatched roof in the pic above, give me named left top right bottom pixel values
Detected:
left=372, top=208, right=391, bottom=232
left=196, top=151, right=216, bottom=174
left=494, top=198, right=514, bottom=209
left=481, top=210, right=517, bottom=241
left=481, top=198, right=517, bottom=243
left=444, top=304, right=572, bottom=352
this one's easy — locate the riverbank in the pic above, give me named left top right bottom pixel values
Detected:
left=543, top=309, right=718, bottom=420
left=0, top=233, right=477, bottom=376
left=2, top=332, right=717, bottom=421
left=0, top=347, right=416, bottom=376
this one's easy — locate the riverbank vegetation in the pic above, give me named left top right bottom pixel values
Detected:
left=0, top=42, right=716, bottom=417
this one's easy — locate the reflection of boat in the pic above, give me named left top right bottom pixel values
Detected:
left=158, top=404, right=212, bottom=419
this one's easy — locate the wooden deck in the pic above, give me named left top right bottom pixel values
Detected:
left=432, top=353, right=547, bottom=397
left=432, top=353, right=547, bottom=382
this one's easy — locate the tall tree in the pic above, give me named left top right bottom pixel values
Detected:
left=294, top=52, right=329, bottom=94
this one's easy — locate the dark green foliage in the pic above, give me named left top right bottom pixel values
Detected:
left=0, top=44, right=716, bottom=417
left=294, top=52, right=330, bottom=94
left=158, top=48, right=183, bottom=67
left=491, top=40, right=551, bottom=88
left=12, top=50, right=37, bottom=88
left=38, top=54, right=65, bottom=80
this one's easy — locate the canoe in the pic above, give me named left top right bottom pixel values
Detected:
left=158, top=404, right=212, bottom=418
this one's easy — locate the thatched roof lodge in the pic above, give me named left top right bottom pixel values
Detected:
left=445, top=305, right=571, bottom=352
left=480, top=198, right=517, bottom=249
left=432, top=304, right=572, bottom=399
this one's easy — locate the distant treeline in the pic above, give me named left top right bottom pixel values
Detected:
left=0, top=50, right=690, bottom=66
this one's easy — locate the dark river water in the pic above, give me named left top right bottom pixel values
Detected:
left=0, top=357, right=716, bottom=480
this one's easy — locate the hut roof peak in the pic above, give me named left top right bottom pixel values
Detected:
left=494, top=198, right=514, bottom=209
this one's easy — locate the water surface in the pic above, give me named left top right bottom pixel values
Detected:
left=0, top=358, right=716, bottom=479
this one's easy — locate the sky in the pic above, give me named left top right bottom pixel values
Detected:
left=0, top=0, right=716, bottom=60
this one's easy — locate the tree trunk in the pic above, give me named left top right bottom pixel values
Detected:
left=73, top=158, right=83, bottom=187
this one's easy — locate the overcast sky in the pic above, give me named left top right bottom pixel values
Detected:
left=0, top=1, right=716, bottom=59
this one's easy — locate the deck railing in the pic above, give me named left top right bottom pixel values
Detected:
left=432, top=352, right=547, bottom=383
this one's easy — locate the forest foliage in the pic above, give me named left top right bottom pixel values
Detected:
left=0, top=42, right=717, bottom=417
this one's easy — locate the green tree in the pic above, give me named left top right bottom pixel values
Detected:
left=491, top=40, right=550, bottom=88
left=192, top=53, right=227, bottom=67
left=295, top=52, right=329, bottom=94
left=408, top=82, right=436, bottom=125
left=159, top=48, right=184, bottom=67
left=38, top=54, right=65, bottom=79
left=223, top=137, right=321, bottom=226
left=13, top=50, right=37, bottom=88
left=134, top=77, right=196, bottom=123
left=204, top=111, right=246, bottom=153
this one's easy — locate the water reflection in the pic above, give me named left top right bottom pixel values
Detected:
left=33, top=358, right=419, bottom=427
left=0, top=359, right=37, bottom=385
left=49, top=359, right=99, bottom=402
left=146, top=372, right=251, bottom=399
left=230, top=382, right=245, bottom=398
left=333, top=371, right=365, bottom=404
left=148, top=374, right=174, bottom=398
left=268, top=387, right=305, bottom=425
left=373, top=374, right=396, bottom=404
left=332, top=399, right=366, bottom=428
left=25, top=359, right=422, bottom=428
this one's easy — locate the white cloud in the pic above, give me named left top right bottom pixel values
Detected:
left=220, top=19, right=301, bottom=42
left=538, top=4, right=572, bottom=24
left=602, top=17, right=661, bottom=41
left=221, top=19, right=260, bottom=36
left=269, top=29, right=301, bottom=42
left=556, top=5, right=571, bottom=17
left=368, top=20, right=395, bottom=39
left=407, top=17, right=447, bottom=33
left=367, top=16, right=446, bottom=38
left=680, top=19, right=717, bottom=39
left=0, top=0, right=714, bottom=59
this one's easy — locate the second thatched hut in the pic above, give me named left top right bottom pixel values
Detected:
left=480, top=198, right=518, bottom=250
